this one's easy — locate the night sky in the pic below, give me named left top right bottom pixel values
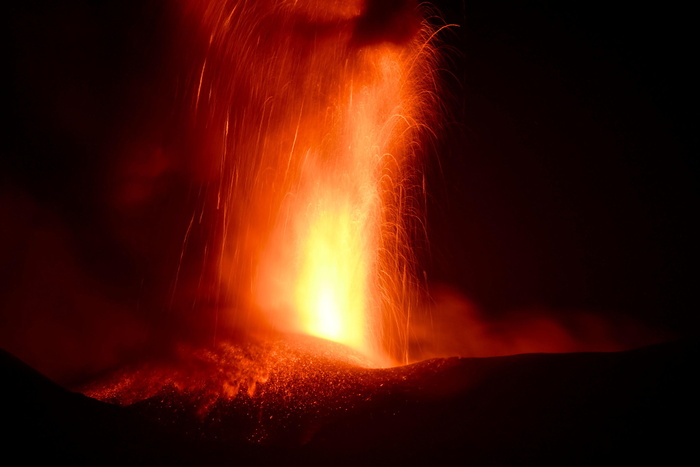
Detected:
left=425, top=1, right=698, bottom=337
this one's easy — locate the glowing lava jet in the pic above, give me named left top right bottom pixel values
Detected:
left=253, top=44, right=433, bottom=366
left=181, top=0, right=440, bottom=365
left=254, top=10, right=439, bottom=365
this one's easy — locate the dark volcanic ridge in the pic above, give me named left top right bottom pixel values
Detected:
left=3, top=337, right=698, bottom=465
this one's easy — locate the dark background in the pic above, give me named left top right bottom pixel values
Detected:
left=424, top=1, right=698, bottom=337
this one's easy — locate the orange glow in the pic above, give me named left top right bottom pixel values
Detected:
left=295, top=205, right=369, bottom=347
left=177, top=0, right=439, bottom=366
left=253, top=39, right=434, bottom=365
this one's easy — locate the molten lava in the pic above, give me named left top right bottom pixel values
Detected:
left=254, top=40, right=433, bottom=365
left=294, top=205, right=370, bottom=350
left=176, top=0, right=439, bottom=365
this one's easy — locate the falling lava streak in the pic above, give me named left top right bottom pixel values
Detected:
left=174, top=0, right=441, bottom=365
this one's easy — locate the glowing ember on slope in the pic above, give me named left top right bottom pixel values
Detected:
left=82, top=336, right=376, bottom=410
left=81, top=334, right=454, bottom=444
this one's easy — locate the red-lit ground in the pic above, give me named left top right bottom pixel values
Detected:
left=3, top=339, right=698, bottom=465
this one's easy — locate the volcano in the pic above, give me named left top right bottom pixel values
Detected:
left=3, top=1, right=698, bottom=465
